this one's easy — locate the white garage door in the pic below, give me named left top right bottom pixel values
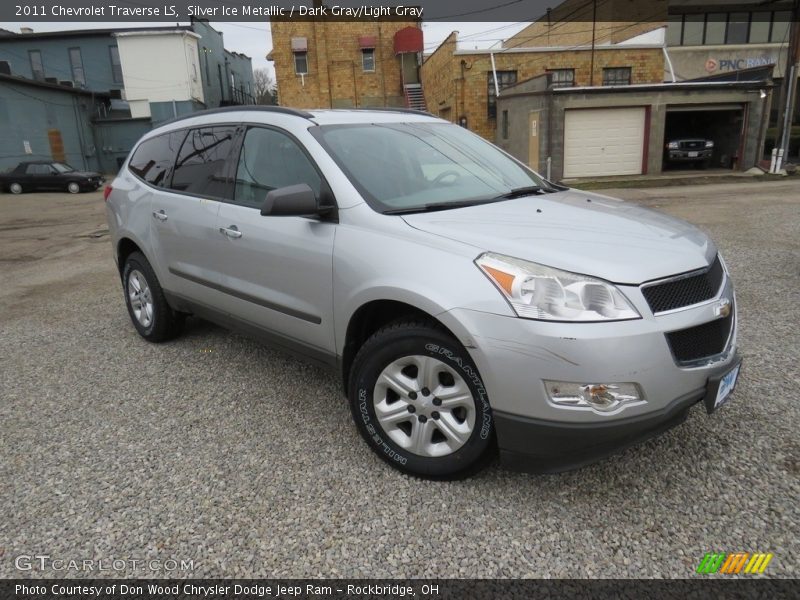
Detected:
left=563, top=107, right=646, bottom=178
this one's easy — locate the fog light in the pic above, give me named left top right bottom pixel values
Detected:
left=544, top=381, right=645, bottom=414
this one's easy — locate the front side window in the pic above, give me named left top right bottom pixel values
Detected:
left=68, top=47, right=85, bottom=86
left=549, top=68, right=574, bottom=88
left=487, top=71, right=517, bottom=119
left=234, top=127, right=322, bottom=209
left=128, top=131, right=187, bottom=187
left=312, top=122, right=545, bottom=213
left=29, top=50, right=44, bottom=80
left=294, top=52, right=308, bottom=75
left=602, top=67, right=631, bottom=86
left=170, top=126, right=237, bottom=199
left=52, top=163, right=74, bottom=173
left=362, top=49, right=375, bottom=72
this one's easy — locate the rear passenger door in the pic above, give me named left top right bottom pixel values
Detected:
left=133, top=126, right=235, bottom=309
left=212, top=125, right=336, bottom=356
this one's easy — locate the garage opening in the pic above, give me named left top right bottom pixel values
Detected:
left=663, top=105, right=744, bottom=171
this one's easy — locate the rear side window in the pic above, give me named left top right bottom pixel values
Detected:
left=128, top=131, right=186, bottom=187
left=233, top=126, right=322, bottom=209
left=170, top=126, right=237, bottom=199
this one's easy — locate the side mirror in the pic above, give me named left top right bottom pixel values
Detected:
left=261, top=183, right=319, bottom=217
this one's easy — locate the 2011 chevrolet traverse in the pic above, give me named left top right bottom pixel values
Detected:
left=105, top=107, right=740, bottom=478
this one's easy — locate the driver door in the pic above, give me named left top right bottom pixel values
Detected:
left=212, top=125, right=336, bottom=356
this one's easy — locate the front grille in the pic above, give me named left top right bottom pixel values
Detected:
left=665, top=311, right=733, bottom=365
left=642, top=256, right=724, bottom=313
left=680, top=140, right=705, bottom=150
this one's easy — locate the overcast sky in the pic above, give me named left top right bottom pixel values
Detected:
left=0, top=21, right=529, bottom=80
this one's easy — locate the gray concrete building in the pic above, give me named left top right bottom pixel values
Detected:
left=495, top=72, right=774, bottom=181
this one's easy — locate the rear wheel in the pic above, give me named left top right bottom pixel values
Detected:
left=348, top=320, right=494, bottom=479
left=122, top=251, right=184, bottom=342
left=9, top=182, right=23, bottom=194
left=67, top=182, right=81, bottom=194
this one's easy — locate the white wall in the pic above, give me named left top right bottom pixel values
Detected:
left=115, top=31, right=204, bottom=118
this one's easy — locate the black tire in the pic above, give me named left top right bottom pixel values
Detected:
left=67, top=181, right=81, bottom=194
left=8, top=182, right=23, bottom=194
left=122, top=251, right=184, bottom=342
left=348, top=320, right=494, bottom=479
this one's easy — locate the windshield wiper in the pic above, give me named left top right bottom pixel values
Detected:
left=383, top=198, right=498, bottom=215
left=496, top=185, right=548, bottom=199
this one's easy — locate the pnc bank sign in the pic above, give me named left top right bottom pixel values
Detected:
left=705, top=56, right=777, bottom=72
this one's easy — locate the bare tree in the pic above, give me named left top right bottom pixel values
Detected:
left=253, top=68, right=277, bottom=105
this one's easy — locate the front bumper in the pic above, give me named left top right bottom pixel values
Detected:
left=666, top=149, right=712, bottom=161
left=440, top=277, right=738, bottom=472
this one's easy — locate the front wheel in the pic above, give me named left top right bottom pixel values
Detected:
left=9, top=182, right=23, bottom=194
left=67, top=182, right=81, bottom=194
left=348, top=320, right=494, bottom=479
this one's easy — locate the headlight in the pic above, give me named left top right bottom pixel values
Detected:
left=667, top=141, right=679, bottom=149
left=476, top=252, right=640, bottom=322
left=705, top=140, right=714, bottom=148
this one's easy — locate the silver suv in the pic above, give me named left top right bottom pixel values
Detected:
left=106, top=107, right=740, bottom=478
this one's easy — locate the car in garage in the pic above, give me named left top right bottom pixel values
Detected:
left=0, top=161, right=105, bottom=194
left=105, top=106, right=740, bottom=479
left=664, top=137, right=714, bottom=168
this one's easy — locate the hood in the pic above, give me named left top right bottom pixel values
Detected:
left=401, top=189, right=715, bottom=285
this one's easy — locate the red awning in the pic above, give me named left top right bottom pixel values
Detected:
left=359, top=36, right=377, bottom=49
left=393, top=26, right=423, bottom=54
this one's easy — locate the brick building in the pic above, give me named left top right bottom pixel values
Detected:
left=268, top=18, right=424, bottom=109
left=420, top=25, right=666, bottom=141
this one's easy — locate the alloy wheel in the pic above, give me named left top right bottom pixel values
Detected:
left=373, top=355, right=476, bottom=457
left=127, top=269, right=154, bottom=328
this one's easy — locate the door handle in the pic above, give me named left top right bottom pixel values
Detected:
left=152, top=210, right=168, bottom=222
left=219, top=225, right=243, bottom=239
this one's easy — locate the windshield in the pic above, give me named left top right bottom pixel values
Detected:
left=312, top=122, right=546, bottom=213
left=52, top=163, right=75, bottom=173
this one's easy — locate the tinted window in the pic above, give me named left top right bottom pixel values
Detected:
left=170, top=126, right=237, bottom=199
left=129, top=131, right=186, bottom=187
left=234, top=127, right=322, bottom=209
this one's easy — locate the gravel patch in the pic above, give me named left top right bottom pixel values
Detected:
left=0, top=182, right=798, bottom=579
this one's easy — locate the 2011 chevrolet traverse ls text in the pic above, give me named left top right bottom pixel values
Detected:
left=105, top=107, right=740, bottom=478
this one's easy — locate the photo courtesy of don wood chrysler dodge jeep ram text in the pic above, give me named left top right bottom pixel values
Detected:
left=104, top=106, right=741, bottom=478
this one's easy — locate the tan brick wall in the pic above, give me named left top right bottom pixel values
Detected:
left=422, top=45, right=664, bottom=140
left=270, top=19, right=420, bottom=109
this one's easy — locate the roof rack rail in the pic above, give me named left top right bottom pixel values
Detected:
left=158, top=105, right=314, bottom=127
left=346, top=107, right=436, bottom=117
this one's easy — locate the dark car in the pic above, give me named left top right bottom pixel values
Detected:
left=0, top=161, right=105, bottom=194
left=664, top=138, right=714, bottom=168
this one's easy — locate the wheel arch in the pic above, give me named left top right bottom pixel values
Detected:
left=340, top=299, right=467, bottom=395
left=116, top=237, right=144, bottom=277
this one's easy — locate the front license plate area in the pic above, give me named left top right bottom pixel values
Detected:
left=688, top=151, right=699, bottom=157
left=705, top=361, right=741, bottom=414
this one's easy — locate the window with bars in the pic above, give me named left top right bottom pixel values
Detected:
left=362, top=49, right=375, bottom=72
left=487, top=71, right=517, bottom=119
left=548, top=68, right=575, bottom=88
left=602, top=67, right=631, bottom=86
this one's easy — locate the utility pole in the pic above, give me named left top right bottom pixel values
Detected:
left=589, top=0, right=597, bottom=86
left=773, top=0, right=800, bottom=172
